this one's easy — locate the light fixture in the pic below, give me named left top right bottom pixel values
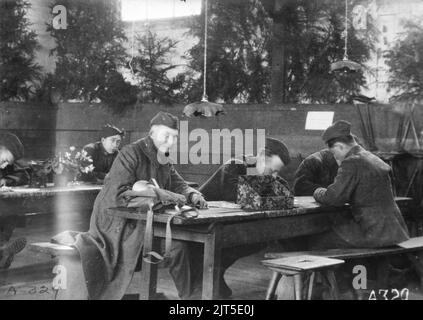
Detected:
left=330, top=0, right=363, bottom=74
left=183, top=0, right=225, bottom=118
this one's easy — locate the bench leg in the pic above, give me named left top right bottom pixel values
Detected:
left=293, top=274, right=303, bottom=300
left=307, top=272, right=316, bottom=300
left=325, top=270, right=340, bottom=300
left=265, top=272, right=282, bottom=300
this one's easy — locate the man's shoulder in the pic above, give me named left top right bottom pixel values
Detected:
left=83, top=141, right=100, bottom=151
left=119, top=138, right=146, bottom=157
left=356, top=149, right=390, bottom=171
left=303, top=149, right=330, bottom=164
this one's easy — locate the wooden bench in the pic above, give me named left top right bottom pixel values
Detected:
left=28, top=242, right=78, bottom=258
left=263, top=236, right=423, bottom=299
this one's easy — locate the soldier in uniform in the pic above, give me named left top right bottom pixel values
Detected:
left=53, top=112, right=207, bottom=300
left=277, top=121, right=410, bottom=299
left=176, top=137, right=292, bottom=299
left=82, top=124, right=125, bottom=183
left=312, top=120, right=409, bottom=249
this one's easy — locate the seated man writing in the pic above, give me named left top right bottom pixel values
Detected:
left=199, top=137, right=291, bottom=201
left=170, top=137, right=292, bottom=299
left=54, top=112, right=206, bottom=300
left=0, top=133, right=28, bottom=269
left=277, top=121, right=410, bottom=299
left=293, top=135, right=360, bottom=196
left=81, top=124, right=125, bottom=183
left=312, top=120, right=409, bottom=249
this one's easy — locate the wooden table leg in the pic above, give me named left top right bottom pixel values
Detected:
left=202, top=227, right=222, bottom=300
left=139, top=239, right=159, bottom=300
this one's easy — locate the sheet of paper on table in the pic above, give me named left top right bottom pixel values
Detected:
left=207, top=201, right=242, bottom=209
left=165, top=205, right=198, bottom=215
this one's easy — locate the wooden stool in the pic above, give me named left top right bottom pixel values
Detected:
left=262, top=255, right=344, bottom=300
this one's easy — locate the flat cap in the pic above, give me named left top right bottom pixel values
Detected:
left=322, top=120, right=352, bottom=143
left=0, top=133, right=24, bottom=160
left=265, top=137, right=291, bottom=166
left=100, top=124, right=125, bottom=139
left=150, top=111, right=179, bottom=130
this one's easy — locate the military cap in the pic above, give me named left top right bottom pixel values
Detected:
left=322, top=120, right=352, bottom=143
left=100, top=124, right=125, bottom=139
left=150, top=112, right=179, bottom=130
left=265, top=137, right=291, bottom=166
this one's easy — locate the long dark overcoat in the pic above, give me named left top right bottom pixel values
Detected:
left=74, top=136, right=198, bottom=299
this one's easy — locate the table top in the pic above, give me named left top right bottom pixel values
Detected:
left=108, top=197, right=413, bottom=226
left=0, top=181, right=198, bottom=200
left=0, top=183, right=103, bottom=199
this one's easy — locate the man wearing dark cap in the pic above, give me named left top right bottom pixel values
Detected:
left=0, top=133, right=28, bottom=269
left=176, top=137, right=292, bottom=299
left=82, top=124, right=125, bottom=183
left=312, top=120, right=409, bottom=248
left=276, top=121, right=411, bottom=299
left=294, top=135, right=364, bottom=196
left=53, top=112, right=206, bottom=300
left=200, top=137, right=291, bottom=201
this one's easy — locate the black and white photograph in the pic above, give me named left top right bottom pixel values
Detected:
left=1, top=0, right=423, bottom=305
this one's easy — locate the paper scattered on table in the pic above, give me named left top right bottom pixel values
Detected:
left=207, top=201, right=242, bottom=209
left=165, top=205, right=197, bottom=215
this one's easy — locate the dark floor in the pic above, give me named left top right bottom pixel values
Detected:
left=1, top=211, right=422, bottom=300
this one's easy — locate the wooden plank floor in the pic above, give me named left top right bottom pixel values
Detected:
left=2, top=211, right=423, bottom=300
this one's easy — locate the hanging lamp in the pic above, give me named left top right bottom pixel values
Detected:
left=183, top=0, right=225, bottom=118
left=330, top=0, right=362, bottom=73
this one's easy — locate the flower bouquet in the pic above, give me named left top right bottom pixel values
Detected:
left=51, top=146, right=94, bottom=187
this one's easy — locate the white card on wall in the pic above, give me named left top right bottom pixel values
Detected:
left=305, top=111, right=334, bottom=130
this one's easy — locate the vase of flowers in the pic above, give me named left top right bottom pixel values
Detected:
left=52, top=146, right=95, bottom=187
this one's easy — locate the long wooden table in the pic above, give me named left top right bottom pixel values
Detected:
left=109, top=196, right=413, bottom=300
left=0, top=181, right=198, bottom=219
left=0, top=183, right=102, bottom=218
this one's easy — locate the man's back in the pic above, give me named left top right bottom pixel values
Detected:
left=315, top=145, right=409, bottom=247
